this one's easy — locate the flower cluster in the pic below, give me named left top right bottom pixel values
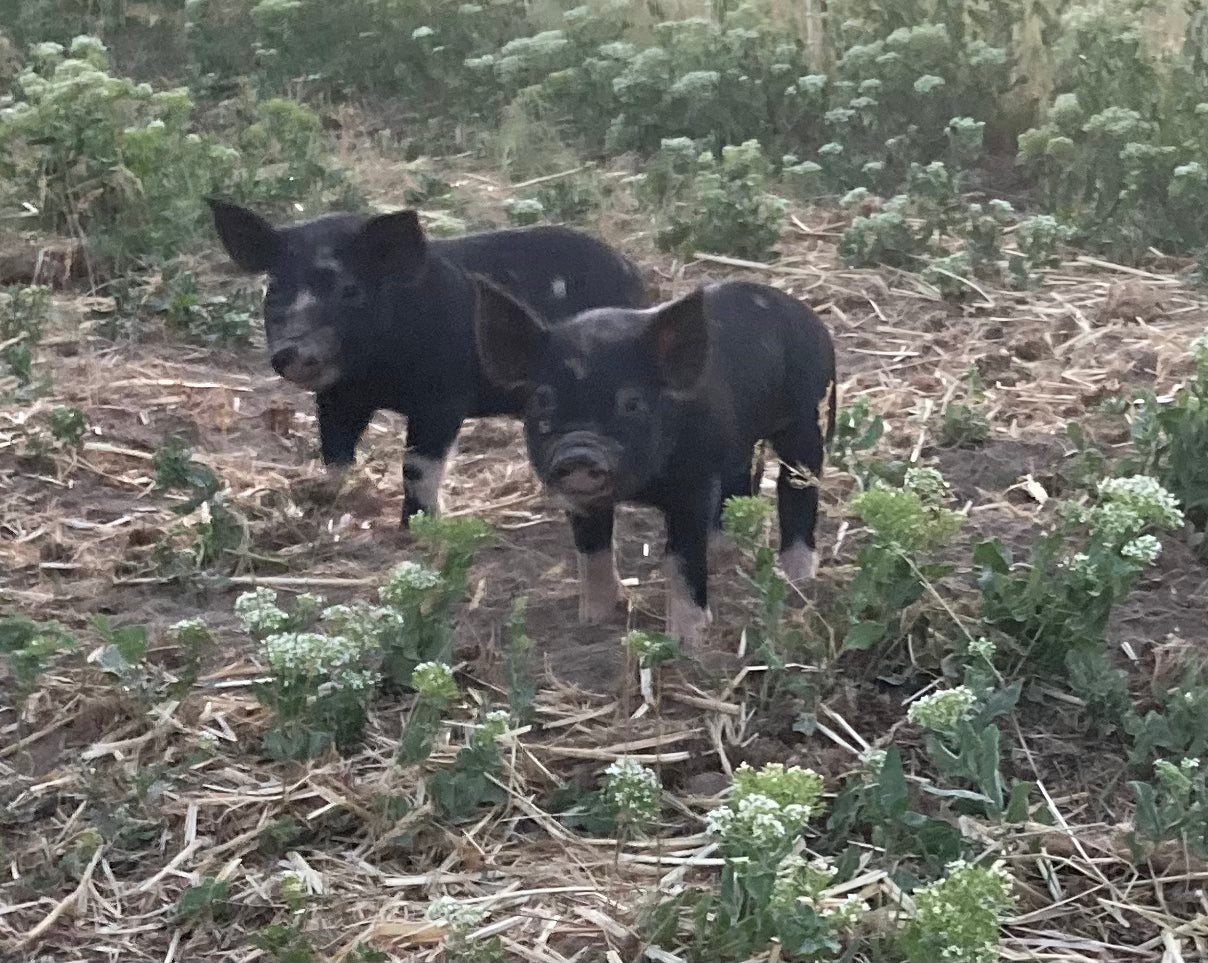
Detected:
left=380, top=560, right=444, bottom=609
left=908, top=859, right=1016, bottom=963
left=261, top=631, right=358, bottom=675
left=290, top=592, right=326, bottom=624
left=1120, top=533, right=1162, bottom=565
left=1191, top=330, right=1208, bottom=371
left=907, top=685, right=977, bottom=732
left=850, top=481, right=963, bottom=554
left=411, top=661, right=459, bottom=702
left=731, top=762, right=825, bottom=816
left=321, top=603, right=405, bottom=646
left=967, top=635, right=995, bottom=663
left=773, top=854, right=865, bottom=926
left=478, top=709, right=511, bottom=744
left=860, top=748, right=888, bottom=774
left=705, top=763, right=823, bottom=857
left=1154, top=757, right=1201, bottom=797
left=235, top=587, right=291, bottom=637
left=604, top=757, right=662, bottom=825
left=168, top=618, right=211, bottom=648
left=1094, top=475, right=1184, bottom=542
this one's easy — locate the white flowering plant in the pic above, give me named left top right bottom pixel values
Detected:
left=649, top=763, right=862, bottom=960
left=902, top=859, right=1016, bottom=963
left=428, top=707, right=510, bottom=820
left=705, top=763, right=824, bottom=861
left=604, top=757, right=662, bottom=832
left=236, top=589, right=379, bottom=760
left=720, top=494, right=798, bottom=663
left=398, top=661, right=460, bottom=765
left=374, top=513, right=492, bottom=689
left=845, top=465, right=964, bottom=653
left=906, top=680, right=1029, bottom=821
left=977, top=474, right=1184, bottom=698
left=1129, top=756, right=1208, bottom=861
left=1125, top=333, right=1208, bottom=558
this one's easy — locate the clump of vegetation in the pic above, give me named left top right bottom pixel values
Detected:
left=0, top=615, right=76, bottom=692
left=903, top=858, right=1017, bottom=962
left=0, top=37, right=237, bottom=271
left=234, top=587, right=379, bottom=760
left=0, top=36, right=355, bottom=275
left=846, top=466, right=964, bottom=652
left=642, top=138, right=787, bottom=261
left=1127, top=332, right=1208, bottom=551
left=977, top=473, right=1184, bottom=719
left=647, top=762, right=863, bottom=960
left=0, top=285, right=52, bottom=400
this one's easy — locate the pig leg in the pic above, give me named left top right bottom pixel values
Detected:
left=771, top=419, right=826, bottom=581
left=664, top=490, right=714, bottom=645
left=712, top=451, right=765, bottom=533
left=316, top=390, right=375, bottom=469
left=570, top=508, right=626, bottom=623
left=400, top=410, right=463, bottom=528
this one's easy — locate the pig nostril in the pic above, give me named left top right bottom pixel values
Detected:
left=270, top=346, right=298, bottom=377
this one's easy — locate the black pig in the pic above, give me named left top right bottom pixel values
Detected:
left=205, top=199, right=648, bottom=525
left=475, top=279, right=836, bottom=643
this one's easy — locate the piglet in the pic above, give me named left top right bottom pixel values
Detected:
left=475, top=278, right=837, bottom=644
left=206, top=200, right=648, bottom=526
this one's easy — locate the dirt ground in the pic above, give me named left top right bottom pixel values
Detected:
left=3, top=156, right=1208, bottom=961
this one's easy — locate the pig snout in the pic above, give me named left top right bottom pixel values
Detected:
left=548, top=436, right=615, bottom=498
left=268, top=339, right=340, bottom=390
left=270, top=345, right=322, bottom=380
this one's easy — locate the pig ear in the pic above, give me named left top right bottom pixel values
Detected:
left=350, top=210, right=428, bottom=278
left=206, top=198, right=280, bottom=273
left=645, top=287, right=710, bottom=395
left=474, top=277, right=548, bottom=390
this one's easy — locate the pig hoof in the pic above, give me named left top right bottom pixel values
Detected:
left=708, top=529, right=739, bottom=559
left=666, top=601, right=712, bottom=646
left=779, top=543, right=818, bottom=581
left=578, top=585, right=628, bottom=624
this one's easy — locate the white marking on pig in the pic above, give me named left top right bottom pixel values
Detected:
left=286, top=289, right=319, bottom=320
left=551, top=277, right=567, bottom=299
left=780, top=541, right=818, bottom=581
left=664, top=556, right=712, bottom=645
left=565, top=355, right=588, bottom=380
left=577, top=547, right=626, bottom=623
left=406, top=452, right=449, bottom=515
left=753, top=294, right=769, bottom=309
left=817, top=379, right=834, bottom=440
left=314, top=248, right=340, bottom=272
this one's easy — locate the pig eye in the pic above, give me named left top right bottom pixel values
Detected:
left=338, top=281, right=360, bottom=302
left=616, top=387, right=648, bottom=417
left=531, top=386, right=556, bottom=414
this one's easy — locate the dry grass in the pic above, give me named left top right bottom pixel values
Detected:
left=3, top=153, right=1208, bottom=962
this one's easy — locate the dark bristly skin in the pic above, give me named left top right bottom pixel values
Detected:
left=205, top=199, right=649, bottom=527
left=475, top=278, right=837, bottom=644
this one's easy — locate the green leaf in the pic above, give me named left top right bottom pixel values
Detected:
left=1005, top=781, right=1034, bottom=823
left=113, top=624, right=148, bottom=664
left=920, top=785, right=995, bottom=804
left=877, top=745, right=908, bottom=816
left=843, top=620, right=886, bottom=651
left=1130, top=779, right=1161, bottom=838
left=973, top=537, right=1012, bottom=573
left=176, top=876, right=230, bottom=920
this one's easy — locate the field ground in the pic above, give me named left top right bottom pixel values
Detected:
left=3, top=146, right=1208, bottom=962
